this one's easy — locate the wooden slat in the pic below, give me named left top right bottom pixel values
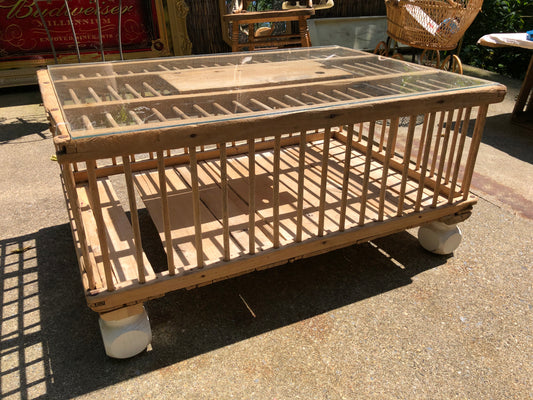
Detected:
left=318, top=128, right=331, bottom=236
left=86, top=160, right=115, bottom=291
left=189, top=147, right=205, bottom=268
left=448, top=107, right=472, bottom=202
left=157, top=150, right=175, bottom=275
left=122, top=155, right=146, bottom=283
left=76, top=176, right=154, bottom=286
left=415, top=113, right=436, bottom=211
left=296, top=132, right=307, bottom=242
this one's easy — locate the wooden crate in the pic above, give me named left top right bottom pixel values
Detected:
left=38, top=46, right=505, bottom=354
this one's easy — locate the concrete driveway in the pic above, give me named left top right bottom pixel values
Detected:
left=0, top=67, right=531, bottom=399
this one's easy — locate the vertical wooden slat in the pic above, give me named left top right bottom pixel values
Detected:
left=448, top=107, right=472, bottom=202
left=339, top=125, right=354, bottom=231
left=64, top=163, right=96, bottom=289
left=359, top=121, right=376, bottom=225
left=416, top=114, right=429, bottom=170
left=318, top=127, right=332, bottom=237
left=378, top=120, right=387, bottom=152
left=122, top=155, right=145, bottom=283
left=430, top=111, right=446, bottom=177
left=273, top=135, right=281, bottom=248
left=445, top=108, right=463, bottom=184
left=157, top=150, right=175, bottom=275
left=415, top=112, right=436, bottom=211
left=248, top=139, right=256, bottom=254
left=397, top=115, right=417, bottom=216
left=431, top=110, right=454, bottom=207
left=378, top=117, right=399, bottom=220
left=86, top=159, right=115, bottom=291
left=357, top=122, right=364, bottom=142
left=296, top=131, right=306, bottom=242
left=189, top=146, right=204, bottom=268
left=461, top=104, right=489, bottom=200
left=220, top=142, right=230, bottom=261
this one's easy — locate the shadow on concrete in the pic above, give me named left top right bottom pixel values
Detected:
left=0, top=224, right=448, bottom=399
left=0, top=117, right=49, bottom=144
left=0, top=85, right=42, bottom=107
left=481, top=113, right=533, bottom=165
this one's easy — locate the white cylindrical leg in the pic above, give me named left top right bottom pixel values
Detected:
left=99, top=305, right=152, bottom=359
left=418, top=221, right=462, bottom=255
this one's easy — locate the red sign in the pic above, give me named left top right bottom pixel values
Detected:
left=0, top=0, right=160, bottom=60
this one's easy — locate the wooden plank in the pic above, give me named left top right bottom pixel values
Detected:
left=162, top=60, right=351, bottom=93
left=174, top=158, right=277, bottom=253
left=76, top=178, right=154, bottom=285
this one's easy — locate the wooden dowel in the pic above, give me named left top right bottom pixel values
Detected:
left=397, top=115, right=417, bottom=216
left=333, top=89, right=356, bottom=100
left=107, top=85, right=122, bottom=101
left=157, top=150, right=175, bottom=275
left=302, top=92, right=325, bottom=103
left=69, top=88, right=81, bottom=104
left=88, top=87, right=102, bottom=102
left=233, top=100, right=253, bottom=112
left=152, top=108, right=167, bottom=121
left=273, top=135, right=281, bottom=248
left=122, top=155, right=145, bottom=283
left=461, top=104, right=489, bottom=200
left=318, top=128, right=331, bottom=237
left=172, top=106, right=190, bottom=119
left=193, top=104, right=212, bottom=117
left=105, top=112, right=119, bottom=127
left=431, top=110, right=453, bottom=207
left=378, top=120, right=387, bottom=152
left=416, top=114, right=429, bottom=170
left=250, top=98, right=272, bottom=110
left=415, top=112, right=436, bottom=211
left=86, top=160, right=115, bottom=291
left=296, top=131, right=306, bottom=242
left=339, top=125, right=354, bottom=231
left=268, top=97, right=289, bottom=108
left=378, top=117, right=399, bottom=220
left=82, top=115, right=93, bottom=130
left=430, top=111, right=446, bottom=177
left=220, top=143, right=230, bottom=261
left=128, top=110, right=144, bottom=125
left=358, top=121, right=376, bottom=225
left=213, top=102, right=232, bottom=115
left=448, top=107, right=472, bottom=202
left=317, top=91, right=339, bottom=102
left=64, top=163, right=96, bottom=289
left=284, top=94, right=306, bottom=106
left=125, top=83, right=142, bottom=98
left=358, top=122, right=364, bottom=141
left=445, top=108, right=463, bottom=184
left=143, top=82, right=160, bottom=96
left=347, top=87, right=371, bottom=98
left=189, top=146, right=204, bottom=268
left=248, top=139, right=256, bottom=255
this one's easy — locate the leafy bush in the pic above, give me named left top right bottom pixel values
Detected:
left=461, top=0, right=533, bottom=79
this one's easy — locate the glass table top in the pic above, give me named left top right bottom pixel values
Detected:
left=46, top=46, right=495, bottom=139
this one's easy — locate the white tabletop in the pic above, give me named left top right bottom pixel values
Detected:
left=478, top=33, right=533, bottom=50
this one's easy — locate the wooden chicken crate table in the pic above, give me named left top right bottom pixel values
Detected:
left=37, top=46, right=505, bottom=358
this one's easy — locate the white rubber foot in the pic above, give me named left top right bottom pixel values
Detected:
left=98, top=306, right=152, bottom=359
left=418, top=221, right=462, bottom=255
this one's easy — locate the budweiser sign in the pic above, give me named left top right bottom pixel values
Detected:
left=0, top=0, right=160, bottom=60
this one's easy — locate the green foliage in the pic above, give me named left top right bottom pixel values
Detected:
left=461, top=0, right=533, bottom=79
